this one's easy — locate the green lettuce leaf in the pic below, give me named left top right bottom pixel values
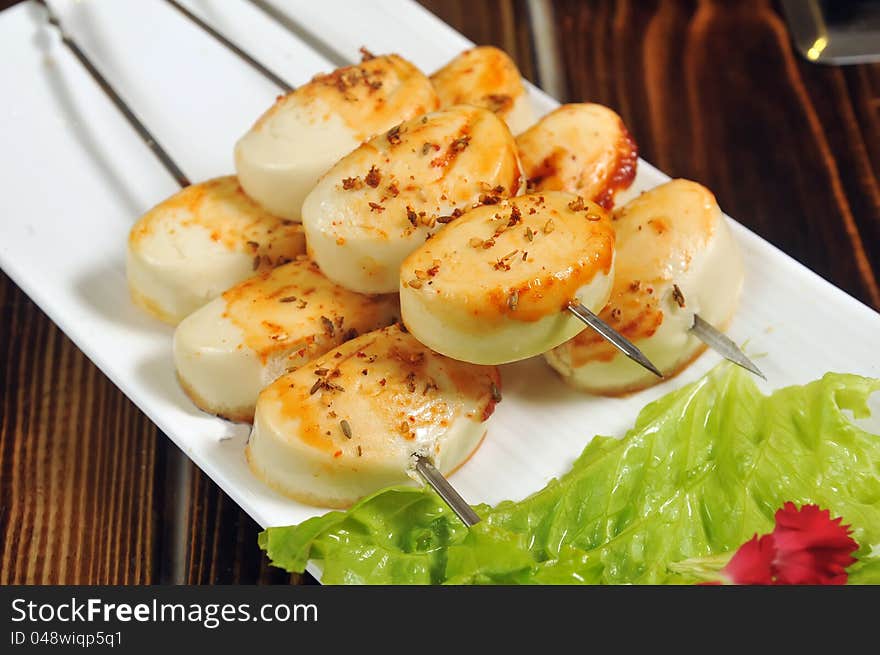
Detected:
left=260, top=366, right=880, bottom=584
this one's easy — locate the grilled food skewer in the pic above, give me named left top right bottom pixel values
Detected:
left=38, top=0, right=481, bottom=527
left=546, top=180, right=763, bottom=392
left=247, top=325, right=495, bottom=521
left=518, top=108, right=763, bottom=381
left=399, top=191, right=667, bottom=384
left=171, top=2, right=666, bottom=379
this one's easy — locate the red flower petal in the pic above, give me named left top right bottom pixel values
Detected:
left=713, top=503, right=859, bottom=585
left=770, top=503, right=858, bottom=585
left=721, top=533, right=776, bottom=585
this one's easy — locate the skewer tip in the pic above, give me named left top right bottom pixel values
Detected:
left=690, top=314, right=766, bottom=381
left=641, top=357, right=664, bottom=379
left=740, top=357, right=767, bottom=380
left=567, top=302, right=664, bottom=379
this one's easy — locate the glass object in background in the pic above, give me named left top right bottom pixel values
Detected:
left=782, top=0, right=880, bottom=64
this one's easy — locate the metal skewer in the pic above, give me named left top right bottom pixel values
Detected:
left=246, top=0, right=351, bottom=67
left=690, top=314, right=765, bottom=379
left=35, top=0, right=191, bottom=187
left=415, top=456, right=481, bottom=527
left=568, top=303, right=765, bottom=380
left=163, top=0, right=294, bottom=92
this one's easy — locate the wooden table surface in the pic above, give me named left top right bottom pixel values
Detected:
left=1, top=0, right=878, bottom=584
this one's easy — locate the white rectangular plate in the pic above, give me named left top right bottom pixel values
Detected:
left=2, top=0, right=879, bottom=535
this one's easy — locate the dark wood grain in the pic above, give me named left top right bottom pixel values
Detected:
left=549, top=0, right=880, bottom=308
left=421, top=0, right=540, bottom=84
left=184, top=462, right=298, bottom=584
left=1, top=0, right=878, bottom=585
left=0, top=272, right=158, bottom=584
